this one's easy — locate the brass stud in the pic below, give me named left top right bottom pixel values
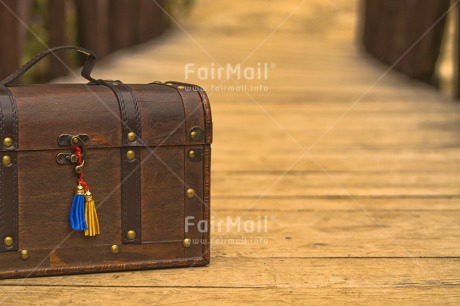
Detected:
left=183, top=238, right=191, bottom=248
left=3, top=236, right=13, bottom=247
left=127, top=132, right=137, bottom=142
left=177, top=85, right=185, bottom=90
left=186, top=188, right=195, bottom=199
left=188, top=150, right=196, bottom=159
left=2, top=155, right=11, bottom=166
left=127, top=230, right=136, bottom=240
left=165, top=82, right=173, bottom=86
left=71, top=137, right=79, bottom=145
left=20, top=250, right=30, bottom=261
left=190, top=131, right=198, bottom=140
left=3, top=137, right=13, bottom=148
left=111, top=245, right=120, bottom=255
left=126, top=150, right=136, bottom=160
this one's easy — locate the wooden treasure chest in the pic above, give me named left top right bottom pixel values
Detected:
left=0, top=46, right=212, bottom=279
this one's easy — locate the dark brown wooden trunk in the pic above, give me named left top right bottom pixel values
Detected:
left=0, top=80, right=212, bottom=278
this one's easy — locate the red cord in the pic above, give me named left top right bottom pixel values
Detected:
left=72, top=145, right=89, bottom=192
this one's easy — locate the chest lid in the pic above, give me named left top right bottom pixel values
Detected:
left=0, top=46, right=211, bottom=152
left=5, top=82, right=211, bottom=152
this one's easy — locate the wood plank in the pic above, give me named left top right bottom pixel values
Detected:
left=0, top=286, right=458, bottom=305
left=211, top=172, right=460, bottom=196
left=1, top=258, right=458, bottom=289
left=208, top=210, right=460, bottom=257
left=212, top=198, right=460, bottom=211
left=212, top=153, right=460, bottom=172
left=210, top=132, right=460, bottom=150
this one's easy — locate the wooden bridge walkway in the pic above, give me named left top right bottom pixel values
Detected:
left=1, top=0, right=460, bottom=304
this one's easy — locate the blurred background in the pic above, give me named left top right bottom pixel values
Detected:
left=1, top=0, right=460, bottom=304
left=0, top=0, right=192, bottom=82
left=0, top=0, right=458, bottom=98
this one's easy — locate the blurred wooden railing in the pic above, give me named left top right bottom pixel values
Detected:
left=362, top=0, right=459, bottom=96
left=0, top=0, right=168, bottom=82
left=363, top=0, right=460, bottom=99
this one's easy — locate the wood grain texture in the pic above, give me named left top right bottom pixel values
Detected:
left=141, top=146, right=185, bottom=242
left=7, top=0, right=460, bottom=304
left=1, top=257, right=458, bottom=288
left=9, top=84, right=210, bottom=150
left=18, top=149, right=121, bottom=250
left=1, top=287, right=459, bottom=306
left=0, top=258, right=459, bottom=305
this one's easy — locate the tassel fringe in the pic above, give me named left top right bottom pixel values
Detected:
left=69, top=185, right=88, bottom=231
left=84, top=191, right=100, bottom=237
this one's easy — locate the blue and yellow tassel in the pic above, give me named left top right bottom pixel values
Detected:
left=69, top=143, right=100, bottom=236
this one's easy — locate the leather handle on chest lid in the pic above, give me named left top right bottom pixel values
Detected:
left=1, top=46, right=98, bottom=87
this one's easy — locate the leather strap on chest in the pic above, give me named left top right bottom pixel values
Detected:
left=0, top=86, right=19, bottom=252
left=98, top=81, right=142, bottom=244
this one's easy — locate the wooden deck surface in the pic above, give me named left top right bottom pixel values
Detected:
left=2, top=0, right=460, bottom=304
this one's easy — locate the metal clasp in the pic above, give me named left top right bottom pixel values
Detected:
left=56, top=134, right=89, bottom=173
